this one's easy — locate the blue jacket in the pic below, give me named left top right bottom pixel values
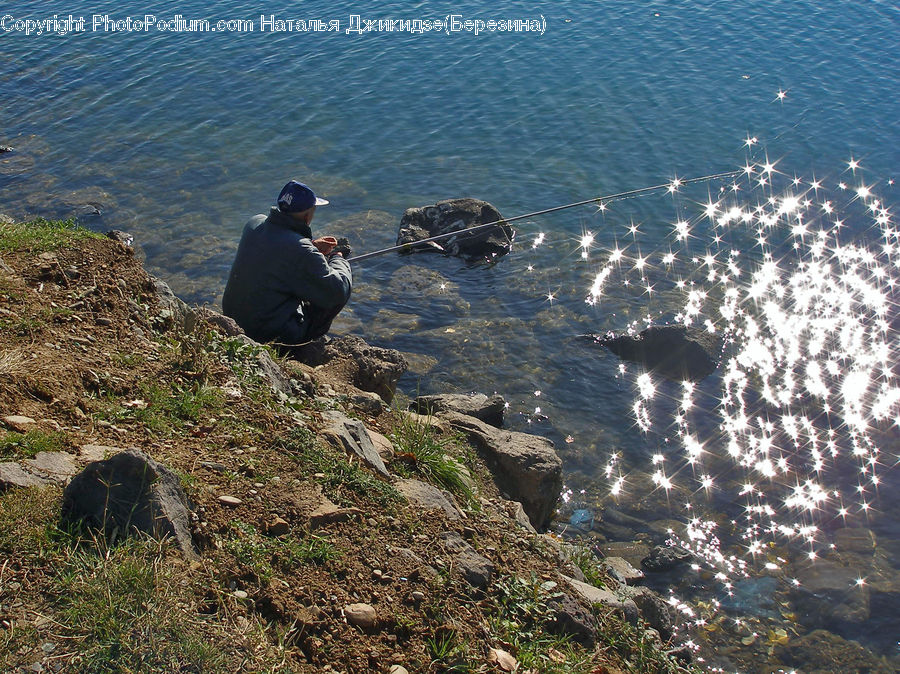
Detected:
left=222, top=207, right=352, bottom=344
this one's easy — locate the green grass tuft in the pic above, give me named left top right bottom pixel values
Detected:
left=0, top=429, right=68, bottom=460
left=279, top=427, right=401, bottom=509
left=0, top=218, right=102, bottom=253
left=389, top=415, right=475, bottom=500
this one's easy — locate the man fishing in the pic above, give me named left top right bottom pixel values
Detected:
left=222, top=180, right=352, bottom=350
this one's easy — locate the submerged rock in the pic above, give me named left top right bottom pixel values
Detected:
left=584, top=324, right=720, bottom=381
left=396, top=198, right=514, bottom=260
left=793, top=559, right=870, bottom=628
left=775, top=629, right=898, bottom=673
left=641, top=544, right=693, bottom=572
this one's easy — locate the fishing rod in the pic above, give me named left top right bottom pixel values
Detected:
left=350, top=169, right=743, bottom=263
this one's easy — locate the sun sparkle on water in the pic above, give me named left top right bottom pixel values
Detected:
left=546, top=151, right=900, bottom=603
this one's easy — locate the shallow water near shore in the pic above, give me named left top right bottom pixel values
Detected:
left=2, top=0, right=899, bottom=669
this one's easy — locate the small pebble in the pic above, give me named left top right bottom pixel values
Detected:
left=344, top=603, right=377, bottom=629
left=267, top=517, right=290, bottom=536
left=218, top=495, right=243, bottom=507
left=233, top=590, right=248, bottom=599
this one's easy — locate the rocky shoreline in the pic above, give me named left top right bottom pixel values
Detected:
left=0, top=218, right=693, bottom=673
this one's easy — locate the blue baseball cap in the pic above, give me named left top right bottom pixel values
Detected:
left=277, top=180, right=329, bottom=212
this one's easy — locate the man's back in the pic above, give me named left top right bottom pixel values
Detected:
left=223, top=208, right=351, bottom=344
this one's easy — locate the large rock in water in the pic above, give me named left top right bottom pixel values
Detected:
left=586, top=324, right=720, bottom=381
left=396, top=198, right=514, bottom=260
left=61, top=449, right=196, bottom=558
left=440, top=411, right=561, bottom=529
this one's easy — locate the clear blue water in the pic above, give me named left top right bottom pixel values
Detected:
left=3, top=0, right=899, bottom=668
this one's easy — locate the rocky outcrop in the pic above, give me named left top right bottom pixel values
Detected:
left=61, top=448, right=196, bottom=558
left=296, top=335, right=407, bottom=403
left=440, top=412, right=561, bottom=530
left=584, top=324, right=720, bottom=382
left=411, top=393, right=506, bottom=427
left=396, top=198, right=514, bottom=261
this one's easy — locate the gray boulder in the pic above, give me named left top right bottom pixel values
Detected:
left=441, top=412, right=561, bottom=530
left=619, top=585, right=676, bottom=640
left=440, top=532, right=495, bottom=590
left=641, top=544, right=693, bottom=572
left=397, top=198, right=514, bottom=260
left=547, top=592, right=599, bottom=647
left=61, top=449, right=196, bottom=558
left=584, top=324, right=720, bottom=382
left=152, top=277, right=198, bottom=333
left=394, top=478, right=463, bottom=520
left=411, top=393, right=506, bottom=427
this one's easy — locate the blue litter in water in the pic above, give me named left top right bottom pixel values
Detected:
left=569, top=508, right=594, bottom=528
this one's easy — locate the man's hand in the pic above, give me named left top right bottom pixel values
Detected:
left=313, top=236, right=338, bottom=255
left=333, top=237, right=352, bottom=259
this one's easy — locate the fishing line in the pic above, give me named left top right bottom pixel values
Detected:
left=350, top=169, right=743, bottom=263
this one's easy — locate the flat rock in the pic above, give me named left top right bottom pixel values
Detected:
left=0, top=461, right=48, bottom=488
left=833, top=527, right=876, bottom=555
left=322, top=411, right=390, bottom=477
left=308, top=497, right=362, bottom=528
left=794, top=559, right=870, bottom=627
left=600, top=556, right=644, bottom=585
left=584, top=324, right=720, bottom=382
left=25, top=452, right=77, bottom=483
left=78, top=444, right=117, bottom=463
left=344, top=602, right=377, bottom=629
left=2, top=415, right=37, bottom=432
left=411, top=393, right=506, bottom=427
left=394, top=478, right=463, bottom=520
left=218, top=495, right=243, bottom=507
left=594, top=541, right=652, bottom=570
left=397, top=198, right=514, bottom=261
left=61, top=449, right=196, bottom=558
left=561, top=575, right=639, bottom=624
left=442, top=412, right=561, bottom=530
